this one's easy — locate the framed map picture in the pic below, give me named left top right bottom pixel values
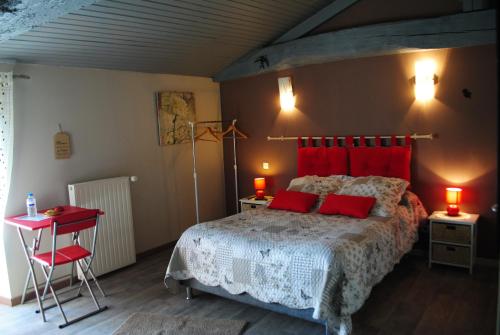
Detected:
left=156, top=91, right=196, bottom=145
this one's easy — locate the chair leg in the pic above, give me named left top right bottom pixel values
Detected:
left=81, top=257, right=106, bottom=297
left=40, top=266, right=68, bottom=325
left=76, top=260, right=102, bottom=310
left=41, top=267, right=54, bottom=301
left=20, top=269, right=31, bottom=304
left=69, top=262, right=75, bottom=288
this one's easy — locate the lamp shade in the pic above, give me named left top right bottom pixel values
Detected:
left=446, top=187, right=462, bottom=205
left=254, top=177, right=266, bottom=190
left=254, top=177, right=266, bottom=200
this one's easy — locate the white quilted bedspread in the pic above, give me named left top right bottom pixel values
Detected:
left=165, top=192, right=427, bottom=334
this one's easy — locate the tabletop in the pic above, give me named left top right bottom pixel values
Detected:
left=428, top=211, right=479, bottom=225
left=4, top=206, right=94, bottom=231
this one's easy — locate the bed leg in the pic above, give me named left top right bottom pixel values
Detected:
left=186, top=287, right=193, bottom=300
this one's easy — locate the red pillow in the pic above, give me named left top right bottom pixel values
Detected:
left=268, top=190, right=319, bottom=213
left=318, top=193, right=376, bottom=219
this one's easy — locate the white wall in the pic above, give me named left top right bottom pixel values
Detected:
left=2, top=64, right=226, bottom=299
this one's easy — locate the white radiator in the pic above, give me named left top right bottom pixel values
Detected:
left=68, top=176, right=136, bottom=277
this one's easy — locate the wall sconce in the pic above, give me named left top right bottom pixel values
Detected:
left=278, top=76, right=295, bottom=112
left=412, top=60, right=438, bottom=102
left=262, top=162, right=270, bottom=170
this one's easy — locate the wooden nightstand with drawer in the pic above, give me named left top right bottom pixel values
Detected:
left=239, top=196, right=273, bottom=212
left=429, top=211, right=479, bottom=274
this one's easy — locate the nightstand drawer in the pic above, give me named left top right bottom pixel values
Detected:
left=432, top=222, right=470, bottom=244
left=241, top=203, right=259, bottom=211
left=432, top=243, right=470, bottom=266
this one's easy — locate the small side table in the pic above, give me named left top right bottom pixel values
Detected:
left=428, top=211, right=479, bottom=274
left=239, top=195, right=273, bottom=212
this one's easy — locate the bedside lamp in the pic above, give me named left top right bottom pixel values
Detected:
left=446, top=187, right=462, bottom=216
left=254, top=177, right=266, bottom=200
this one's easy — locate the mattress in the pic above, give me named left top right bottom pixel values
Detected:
left=165, top=191, right=427, bottom=334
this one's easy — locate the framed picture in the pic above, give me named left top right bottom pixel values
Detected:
left=156, top=91, right=196, bottom=145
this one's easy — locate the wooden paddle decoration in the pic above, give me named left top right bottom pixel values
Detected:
left=54, top=124, right=71, bottom=159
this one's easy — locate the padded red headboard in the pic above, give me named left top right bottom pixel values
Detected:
left=297, top=137, right=348, bottom=177
left=297, top=135, right=412, bottom=182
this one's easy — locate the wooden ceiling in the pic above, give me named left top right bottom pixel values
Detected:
left=0, top=0, right=331, bottom=76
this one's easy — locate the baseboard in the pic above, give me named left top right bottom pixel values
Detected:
left=1, top=275, right=77, bottom=307
left=0, top=294, right=13, bottom=306
left=136, top=240, right=177, bottom=259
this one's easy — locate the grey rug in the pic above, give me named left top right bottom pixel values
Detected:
left=113, top=312, right=247, bottom=335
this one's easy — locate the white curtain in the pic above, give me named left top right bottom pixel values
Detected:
left=0, top=72, right=13, bottom=297
left=0, top=72, right=13, bottom=221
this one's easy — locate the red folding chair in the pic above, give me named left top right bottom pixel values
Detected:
left=31, top=208, right=108, bottom=328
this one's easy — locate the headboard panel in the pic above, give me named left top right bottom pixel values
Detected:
left=297, top=137, right=348, bottom=177
left=297, top=135, right=412, bottom=182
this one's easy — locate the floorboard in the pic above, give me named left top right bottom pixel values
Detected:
left=0, top=250, right=496, bottom=335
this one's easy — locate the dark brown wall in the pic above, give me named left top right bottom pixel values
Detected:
left=221, top=45, right=498, bottom=258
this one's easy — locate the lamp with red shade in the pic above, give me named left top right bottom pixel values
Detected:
left=254, top=177, right=266, bottom=200
left=446, top=187, right=462, bottom=216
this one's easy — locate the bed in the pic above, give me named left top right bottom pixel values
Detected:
left=164, top=136, right=428, bottom=335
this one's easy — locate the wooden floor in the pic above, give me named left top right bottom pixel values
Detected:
left=0, top=249, right=497, bottom=335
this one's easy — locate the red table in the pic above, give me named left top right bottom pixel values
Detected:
left=4, top=206, right=104, bottom=323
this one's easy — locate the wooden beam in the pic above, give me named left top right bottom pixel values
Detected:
left=273, top=0, right=359, bottom=44
left=214, top=10, right=496, bottom=82
left=462, top=0, right=491, bottom=12
left=0, top=0, right=98, bottom=42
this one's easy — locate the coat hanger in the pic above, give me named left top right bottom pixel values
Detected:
left=220, top=123, right=248, bottom=139
left=195, top=126, right=221, bottom=142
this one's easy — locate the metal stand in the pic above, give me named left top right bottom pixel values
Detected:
left=186, top=287, right=193, bottom=300
left=189, top=119, right=241, bottom=225
left=231, top=120, right=239, bottom=213
left=190, top=121, right=201, bottom=225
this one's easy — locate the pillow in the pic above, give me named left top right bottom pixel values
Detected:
left=319, top=193, right=376, bottom=219
left=268, top=190, right=319, bottom=213
left=338, top=176, right=409, bottom=217
left=287, top=175, right=315, bottom=192
left=287, top=175, right=353, bottom=208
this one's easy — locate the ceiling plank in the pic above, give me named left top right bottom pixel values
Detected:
left=0, top=0, right=332, bottom=76
left=273, top=0, right=359, bottom=44
left=0, top=0, right=98, bottom=42
left=215, top=9, right=496, bottom=82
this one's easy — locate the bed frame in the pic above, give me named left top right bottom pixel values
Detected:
left=180, top=279, right=336, bottom=335
left=174, top=134, right=422, bottom=335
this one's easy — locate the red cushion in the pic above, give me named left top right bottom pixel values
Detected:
left=297, top=147, right=348, bottom=177
left=349, top=146, right=411, bottom=182
left=318, top=193, right=376, bottom=218
left=268, top=190, right=319, bottom=213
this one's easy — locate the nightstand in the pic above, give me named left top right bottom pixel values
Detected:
left=239, top=195, right=273, bottom=212
left=428, top=211, right=479, bottom=274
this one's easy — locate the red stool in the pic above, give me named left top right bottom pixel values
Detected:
left=31, top=208, right=107, bottom=328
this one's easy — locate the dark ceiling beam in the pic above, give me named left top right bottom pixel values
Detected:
left=272, top=0, right=359, bottom=44
left=214, top=9, right=496, bottom=82
left=0, top=0, right=98, bottom=42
